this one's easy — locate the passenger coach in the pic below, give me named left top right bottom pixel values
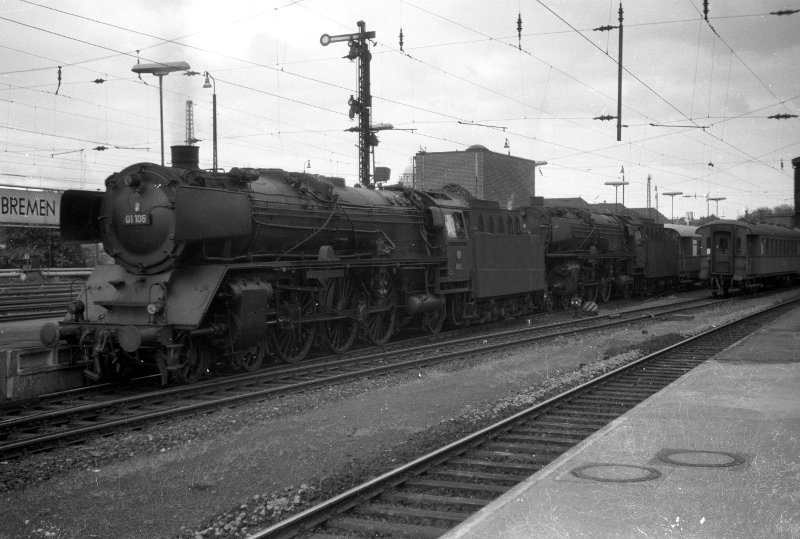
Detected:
left=698, top=220, right=800, bottom=295
left=663, top=224, right=701, bottom=285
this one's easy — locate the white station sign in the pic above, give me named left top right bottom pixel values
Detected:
left=0, top=187, right=61, bottom=227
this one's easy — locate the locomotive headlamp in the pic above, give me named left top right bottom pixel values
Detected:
left=66, top=300, right=85, bottom=315
left=147, top=300, right=165, bottom=316
left=124, top=173, right=142, bottom=190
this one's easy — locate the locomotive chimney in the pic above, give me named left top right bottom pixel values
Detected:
left=170, top=145, right=200, bottom=169
left=793, top=156, right=800, bottom=228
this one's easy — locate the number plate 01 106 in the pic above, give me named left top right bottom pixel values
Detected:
left=123, top=213, right=151, bottom=225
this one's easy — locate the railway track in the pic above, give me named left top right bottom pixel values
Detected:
left=247, top=297, right=800, bottom=539
left=0, top=281, right=80, bottom=321
left=0, top=293, right=735, bottom=458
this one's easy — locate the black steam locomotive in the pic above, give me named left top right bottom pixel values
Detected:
left=41, top=147, right=548, bottom=383
left=523, top=203, right=701, bottom=308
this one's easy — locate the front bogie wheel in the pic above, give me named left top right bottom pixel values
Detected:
left=170, top=334, right=210, bottom=384
left=234, top=342, right=266, bottom=371
left=421, top=300, right=446, bottom=336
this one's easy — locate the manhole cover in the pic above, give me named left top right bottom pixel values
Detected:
left=570, top=463, right=662, bottom=483
left=658, top=449, right=746, bottom=468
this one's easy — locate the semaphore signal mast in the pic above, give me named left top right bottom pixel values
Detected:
left=321, top=21, right=380, bottom=187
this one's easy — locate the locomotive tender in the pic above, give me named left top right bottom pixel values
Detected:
left=41, top=147, right=546, bottom=383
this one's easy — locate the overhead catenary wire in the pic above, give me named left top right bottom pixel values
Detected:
left=0, top=1, right=796, bottom=209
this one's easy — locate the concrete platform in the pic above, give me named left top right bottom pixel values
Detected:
left=444, top=305, right=800, bottom=539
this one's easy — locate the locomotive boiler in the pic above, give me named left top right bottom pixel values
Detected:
left=41, top=147, right=547, bottom=384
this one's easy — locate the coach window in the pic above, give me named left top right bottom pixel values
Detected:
left=735, top=237, right=742, bottom=254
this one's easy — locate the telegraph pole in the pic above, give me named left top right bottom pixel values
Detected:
left=593, top=4, right=624, bottom=141
left=616, top=4, right=623, bottom=141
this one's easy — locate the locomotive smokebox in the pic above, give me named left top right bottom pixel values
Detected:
left=171, top=145, right=200, bottom=169
left=793, top=156, right=800, bottom=228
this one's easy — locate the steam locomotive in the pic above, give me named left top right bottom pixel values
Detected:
left=41, top=147, right=700, bottom=384
left=523, top=204, right=699, bottom=308
left=41, top=147, right=550, bottom=383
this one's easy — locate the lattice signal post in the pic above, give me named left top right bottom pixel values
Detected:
left=321, top=21, right=376, bottom=187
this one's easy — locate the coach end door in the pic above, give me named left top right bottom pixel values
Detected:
left=711, top=230, right=733, bottom=274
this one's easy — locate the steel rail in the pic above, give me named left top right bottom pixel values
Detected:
left=3, top=293, right=717, bottom=413
left=0, top=294, right=751, bottom=457
left=245, top=297, right=800, bottom=538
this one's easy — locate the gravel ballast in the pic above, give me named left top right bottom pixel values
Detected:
left=0, top=294, right=789, bottom=539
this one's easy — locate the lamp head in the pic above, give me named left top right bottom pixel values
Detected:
left=132, top=61, right=190, bottom=76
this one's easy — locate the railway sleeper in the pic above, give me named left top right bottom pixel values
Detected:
left=432, top=467, right=529, bottom=483
left=497, top=433, right=583, bottom=446
left=324, top=515, right=447, bottom=539
left=562, top=403, right=632, bottom=414
left=545, top=408, right=621, bottom=419
left=404, top=477, right=509, bottom=494
left=379, top=490, right=491, bottom=509
left=482, top=441, right=566, bottom=456
left=615, top=372, right=685, bottom=382
left=448, top=455, right=543, bottom=471
left=463, top=449, right=557, bottom=465
left=513, top=425, right=598, bottom=437
left=356, top=502, right=473, bottom=524
left=531, top=415, right=611, bottom=429
left=597, top=381, right=673, bottom=392
left=571, top=394, right=644, bottom=405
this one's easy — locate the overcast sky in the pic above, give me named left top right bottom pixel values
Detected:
left=1, top=0, right=798, bottom=220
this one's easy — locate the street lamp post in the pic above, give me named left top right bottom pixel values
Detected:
left=604, top=181, right=629, bottom=213
left=663, top=191, right=683, bottom=223
left=202, top=72, right=218, bottom=172
left=131, top=61, right=191, bottom=166
left=707, top=196, right=726, bottom=218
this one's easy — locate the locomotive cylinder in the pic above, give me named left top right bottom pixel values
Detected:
left=405, top=293, right=444, bottom=314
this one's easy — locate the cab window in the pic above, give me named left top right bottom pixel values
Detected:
left=444, top=212, right=467, bottom=239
